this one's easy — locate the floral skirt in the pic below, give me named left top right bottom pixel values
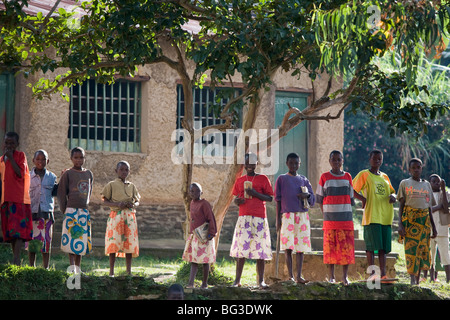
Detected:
left=280, top=212, right=311, bottom=252
left=323, top=229, right=355, bottom=265
left=182, top=233, right=216, bottom=264
left=230, top=215, right=272, bottom=260
left=25, top=218, right=53, bottom=253
left=1, top=202, right=33, bottom=242
left=401, top=206, right=431, bottom=276
left=105, top=209, right=139, bottom=258
left=61, top=208, right=92, bottom=256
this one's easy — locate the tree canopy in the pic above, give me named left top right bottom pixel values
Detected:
left=1, top=0, right=449, bottom=243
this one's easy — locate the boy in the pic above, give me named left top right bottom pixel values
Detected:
left=353, top=149, right=396, bottom=281
left=275, top=152, right=315, bottom=284
left=429, top=174, right=449, bottom=282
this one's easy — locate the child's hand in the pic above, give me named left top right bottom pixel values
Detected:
left=245, top=188, right=258, bottom=197
left=234, top=197, right=245, bottom=206
left=297, top=192, right=309, bottom=200
left=441, top=179, right=446, bottom=191
left=398, top=222, right=406, bottom=238
left=389, top=194, right=396, bottom=204
left=431, top=227, right=438, bottom=239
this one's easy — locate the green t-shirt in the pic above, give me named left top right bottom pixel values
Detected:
left=353, top=169, right=395, bottom=226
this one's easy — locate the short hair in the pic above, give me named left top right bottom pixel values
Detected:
left=70, top=146, right=85, bottom=157
left=286, top=152, right=300, bottom=162
left=33, top=149, right=49, bottom=160
left=4, top=131, right=19, bottom=143
left=369, top=149, right=383, bottom=158
left=116, top=160, right=130, bottom=170
left=409, top=158, right=423, bottom=167
left=429, top=174, right=441, bottom=181
left=329, top=150, right=343, bottom=159
left=190, top=182, right=202, bottom=193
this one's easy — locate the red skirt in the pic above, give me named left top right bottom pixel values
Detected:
left=323, top=229, right=355, bottom=265
left=1, top=202, right=33, bottom=242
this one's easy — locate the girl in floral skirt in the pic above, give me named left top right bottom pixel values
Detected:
left=182, top=182, right=217, bottom=289
left=101, top=161, right=140, bottom=276
left=230, top=153, right=273, bottom=289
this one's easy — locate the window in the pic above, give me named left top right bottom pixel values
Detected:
left=68, top=79, right=141, bottom=153
left=175, top=84, right=242, bottom=151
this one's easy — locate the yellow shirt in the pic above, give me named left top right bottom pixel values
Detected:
left=353, top=169, right=395, bottom=226
left=101, top=178, right=140, bottom=211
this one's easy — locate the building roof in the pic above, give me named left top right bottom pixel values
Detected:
left=0, top=0, right=202, bottom=33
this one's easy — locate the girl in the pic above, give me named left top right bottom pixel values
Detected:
left=230, top=153, right=273, bottom=289
left=27, top=149, right=58, bottom=269
left=182, top=182, right=217, bottom=289
left=57, top=147, right=94, bottom=272
left=275, top=152, right=315, bottom=284
left=101, top=161, right=140, bottom=276
left=398, top=158, right=437, bottom=285
left=316, top=150, right=354, bottom=285
left=0, top=132, right=33, bottom=265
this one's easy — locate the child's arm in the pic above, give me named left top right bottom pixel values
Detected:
left=398, top=198, right=406, bottom=237
left=441, top=180, right=449, bottom=214
left=101, top=197, right=129, bottom=210
left=5, top=151, right=22, bottom=178
left=246, top=188, right=272, bottom=202
left=429, top=207, right=438, bottom=238
left=276, top=201, right=282, bottom=232
left=354, top=192, right=366, bottom=209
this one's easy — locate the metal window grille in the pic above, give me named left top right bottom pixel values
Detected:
left=68, top=79, right=141, bottom=153
left=176, top=84, right=242, bottom=146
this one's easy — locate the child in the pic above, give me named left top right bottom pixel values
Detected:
left=316, top=150, right=354, bottom=285
left=0, top=132, right=33, bottom=265
left=27, top=150, right=58, bottom=268
left=230, top=153, right=273, bottom=289
left=397, top=158, right=437, bottom=285
left=57, top=147, right=94, bottom=272
left=353, top=149, right=396, bottom=282
left=429, top=174, right=449, bottom=282
left=101, top=161, right=141, bottom=276
left=182, top=182, right=217, bottom=289
left=275, top=152, right=315, bottom=284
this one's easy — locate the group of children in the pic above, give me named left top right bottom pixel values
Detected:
left=1, top=131, right=449, bottom=288
left=0, top=132, right=140, bottom=276
left=183, top=149, right=449, bottom=289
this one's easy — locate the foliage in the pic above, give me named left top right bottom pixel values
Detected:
left=344, top=49, right=450, bottom=187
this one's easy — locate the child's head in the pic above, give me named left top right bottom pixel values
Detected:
left=286, top=152, right=300, bottom=174
left=244, top=153, right=258, bottom=174
left=189, top=182, right=203, bottom=200
left=429, top=174, right=441, bottom=192
left=408, top=158, right=423, bottom=179
left=369, top=149, right=383, bottom=169
left=329, top=150, right=343, bottom=171
left=33, top=149, right=49, bottom=170
left=115, top=161, right=130, bottom=181
left=3, top=132, right=19, bottom=153
left=70, top=146, right=85, bottom=169
left=167, top=283, right=184, bottom=300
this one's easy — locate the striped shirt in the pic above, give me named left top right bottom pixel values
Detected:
left=316, top=171, right=354, bottom=230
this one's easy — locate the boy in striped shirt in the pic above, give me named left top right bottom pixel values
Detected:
left=316, top=150, right=355, bottom=285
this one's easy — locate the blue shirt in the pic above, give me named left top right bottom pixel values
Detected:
left=29, top=168, right=57, bottom=216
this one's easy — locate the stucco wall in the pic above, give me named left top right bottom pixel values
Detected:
left=12, top=46, right=344, bottom=242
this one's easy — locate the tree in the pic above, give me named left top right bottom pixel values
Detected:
left=1, top=0, right=450, bottom=248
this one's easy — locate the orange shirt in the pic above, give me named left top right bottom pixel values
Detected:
left=0, top=151, right=31, bottom=205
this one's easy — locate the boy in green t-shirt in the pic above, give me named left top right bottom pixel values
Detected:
left=353, top=150, right=396, bottom=281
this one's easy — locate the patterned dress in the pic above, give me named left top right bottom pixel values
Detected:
left=316, top=171, right=355, bottom=265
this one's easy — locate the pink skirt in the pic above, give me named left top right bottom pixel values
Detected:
left=182, top=234, right=216, bottom=264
